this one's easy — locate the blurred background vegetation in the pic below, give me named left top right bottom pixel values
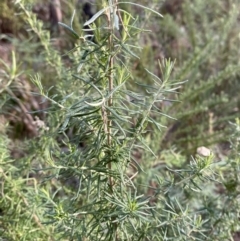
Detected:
left=1, top=0, right=240, bottom=152
left=0, top=0, right=240, bottom=240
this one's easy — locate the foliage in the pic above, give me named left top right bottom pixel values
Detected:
left=157, top=0, right=240, bottom=154
left=0, top=0, right=240, bottom=240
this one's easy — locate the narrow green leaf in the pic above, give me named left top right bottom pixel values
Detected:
left=70, top=9, right=75, bottom=29
left=83, top=7, right=108, bottom=26
left=58, top=22, right=80, bottom=39
left=119, top=2, right=163, bottom=18
left=105, top=106, right=130, bottom=123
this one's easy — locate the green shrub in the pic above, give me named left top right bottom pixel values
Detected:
left=1, top=1, right=240, bottom=240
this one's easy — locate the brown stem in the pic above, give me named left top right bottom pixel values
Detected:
left=105, top=3, right=119, bottom=238
left=106, top=5, right=114, bottom=191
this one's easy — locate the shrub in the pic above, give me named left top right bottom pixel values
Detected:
left=1, top=1, right=240, bottom=240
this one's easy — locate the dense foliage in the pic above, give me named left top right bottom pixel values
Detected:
left=0, top=0, right=240, bottom=240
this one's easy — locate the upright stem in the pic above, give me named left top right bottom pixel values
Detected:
left=106, top=4, right=119, bottom=239
left=108, top=57, right=114, bottom=185
left=106, top=5, right=114, bottom=190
